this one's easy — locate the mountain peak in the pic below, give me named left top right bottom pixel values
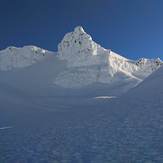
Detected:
left=57, top=26, right=107, bottom=67
left=74, top=26, right=85, bottom=34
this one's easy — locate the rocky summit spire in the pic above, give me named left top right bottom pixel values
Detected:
left=74, top=26, right=85, bottom=34
left=57, top=26, right=107, bottom=67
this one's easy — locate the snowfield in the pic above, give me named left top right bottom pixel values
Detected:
left=0, top=26, right=163, bottom=163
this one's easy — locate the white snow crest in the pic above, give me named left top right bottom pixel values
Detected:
left=0, top=46, right=52, bottom=71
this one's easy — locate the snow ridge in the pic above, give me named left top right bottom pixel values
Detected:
left=55, top=26, right=162, bottom=88
left=0, top=46, right=53, bottom=71
left=0, top=26, right=162, bottom=89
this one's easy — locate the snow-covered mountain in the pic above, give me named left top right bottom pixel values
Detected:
left=56, top=26, right=162, bottom=88
left=0, top=26, right=163, bottom=163
left=0, top=26, right=162, bottom=92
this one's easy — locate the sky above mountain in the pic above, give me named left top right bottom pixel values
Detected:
left=0, top=0, right=163, bottom=59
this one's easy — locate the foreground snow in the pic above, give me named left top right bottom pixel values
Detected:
left=0, top=67, right=163, bottom=162
left=94, top=96, right=116, bottom=99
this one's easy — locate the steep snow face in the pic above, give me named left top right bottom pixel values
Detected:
left=56, top=26, right=162, bottom=88
left=126, top=66, right=163, bottom=99
left=0, top=46, right=53, bottom=71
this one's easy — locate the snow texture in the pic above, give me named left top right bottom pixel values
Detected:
left=0, top=26, right=163, bottom=163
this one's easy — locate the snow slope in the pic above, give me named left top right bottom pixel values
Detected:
left=92, top=66, right=163, bottom=162
left=0, top=63, right=163, bottom=162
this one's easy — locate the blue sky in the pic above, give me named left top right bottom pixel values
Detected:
left=0, top=0, right=163, bottom=59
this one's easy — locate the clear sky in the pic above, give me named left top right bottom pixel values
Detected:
left=0, top=0, right=163, bottom=59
